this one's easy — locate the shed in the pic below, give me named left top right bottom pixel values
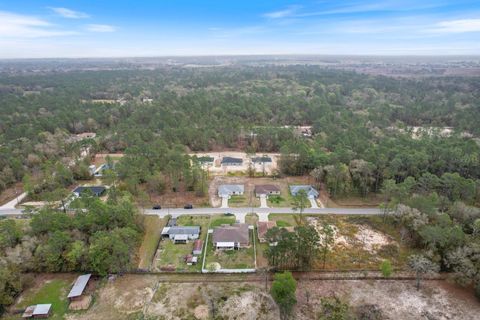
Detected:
left=32, top=304, right=52, bottom=318
left=193, top=239, right=203, bottom=255
left=68, top=274, right=92, bottom=300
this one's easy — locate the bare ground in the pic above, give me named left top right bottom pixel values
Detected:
left=296, top=279, right=480, bottom=320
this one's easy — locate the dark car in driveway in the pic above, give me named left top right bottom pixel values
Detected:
left=152, top=205, right=161, bottom=210
left=184, top=204, right=193, bottom=209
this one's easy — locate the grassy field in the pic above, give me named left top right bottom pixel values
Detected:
left=267, top=195, right=293, bottom=207
left=205, top=231, right=256, bottom=269
left=268, top=214, right=299, bottom=227
left=137, top=216, right=167, bottom=269
left=5, top=276, right=73, bottom=320
left=210, top=215, right=236, bottom=228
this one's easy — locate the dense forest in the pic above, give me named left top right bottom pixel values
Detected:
left=0, top=65, right=479, bottom=200
left=1, top=64, right=480, bottom=311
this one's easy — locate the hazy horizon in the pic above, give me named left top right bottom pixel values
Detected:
left=1, top=0, right=480, bottom=59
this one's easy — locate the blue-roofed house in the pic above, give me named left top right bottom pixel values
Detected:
left=289, top=185, right=319, bottom=198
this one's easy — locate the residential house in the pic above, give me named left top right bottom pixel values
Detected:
left=218, top=185, right=245, bottom=198
left=221, top=157, right=243, bottom=166
left=193, top=239, right=203, bottom=255
left=161, top=226, right=200, bottom=243
left=197, top=156, right=214, bottom=166
left=73, top=186, right=106, bottom=197
left=212, top=223, right=250, bottom=250
left=256, top=221, right=277, bottom=243
left=251, top=156, right=272, bottom=165
left=67, top=274, right=92, bottom=302
left=289, top=185, right=319, bottom=198
left=254, top=185, right=280, bottom=198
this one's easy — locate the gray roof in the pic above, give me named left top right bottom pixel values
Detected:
left=68, top=274, right=92, bottom=298
left=167, top=226, right=200, bottom=235
left=33, top=304, right=52, bottom=315
left=252, top=156, right=272, bottom=163
left=289, top=185, right=319, bottom=198
left=218, top=184, right=244, bottom=196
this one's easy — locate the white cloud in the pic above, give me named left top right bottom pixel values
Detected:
left=428, top=19, right=480, bottom=33
left=263, top=5, right=301, bottom=19
left=86, top=24, right=116, bottom=32
left=50, top=7, right=89, bottom=19
left=0, top=11, right=76, bottom=38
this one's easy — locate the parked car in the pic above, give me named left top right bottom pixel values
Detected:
left=152, top=205, right=161, bottom=210
left=184, top=204, right=193, bottom=209
left=224, top=212, right=234, bottom=216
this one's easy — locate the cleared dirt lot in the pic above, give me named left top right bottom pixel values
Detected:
left=58, top=274, right=480, bottom=320
left=296, top=279, right=480, bottom=320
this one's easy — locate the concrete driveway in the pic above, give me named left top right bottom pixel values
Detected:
left=309, top=196, right=319, bottom=209
left=220, top=196, right=229, bottom=208
left=259, top=195, right=268, bottom=208
left=0, top=192, right=27, bottom=210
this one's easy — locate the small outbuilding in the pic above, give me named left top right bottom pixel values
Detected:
left=22, top=304, right=52, bottom=318
left=193, top=239, right=203, bottom=255
left=68, top=274, right=92, bottom=301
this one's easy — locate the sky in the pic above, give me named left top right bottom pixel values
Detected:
left=1, top=0, right=480, bottom=58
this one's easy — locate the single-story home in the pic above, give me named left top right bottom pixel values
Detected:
left=251, top=156, right=272, bottom=164
left=218, top=185, right=245, bottom=197
left=257, top=221, right=277, bottom=243
left=254, top=185, right=281, bottom=197
left=197, top=156, right=214, bottom=165
left=161, top=226, right=200, bottom=243
left=289, top=185, right=319, bottom=198
left=221, top=157, right=243, bottom=166
left=73, top=186, right=106, bottom=197
left=67, top=274, right=92, bottom=301
left=193, top=239, right=203, bottom=255
left=212, top=223, right=250, bottom=250
left=22, top=304, right=52, bottom=318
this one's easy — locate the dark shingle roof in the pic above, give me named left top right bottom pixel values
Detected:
left=221, top=157, right=243, bottom=164
left=212, top=224, right=249, bottom=244
left=252, top=156, right=272, bottom=163
left=73, top=186, right=106, bottom=197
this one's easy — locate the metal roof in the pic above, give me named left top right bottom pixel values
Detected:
left=32, top=304, right=52, bottom=315
left=252, top=156, right=272, bottom=163
left=67, top=274, right=92, bottom=298
left=167, top=226, right=200, bottom=235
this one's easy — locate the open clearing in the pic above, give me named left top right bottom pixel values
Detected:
left=296, top=279, right=480, bottom=320
left=17, top=274, right=478, bottom=320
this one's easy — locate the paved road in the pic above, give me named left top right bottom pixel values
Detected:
left=0, top=192, right=27, bottom=210
left=143, top=207, right=382, bottom=223
left=0, top=206, right=382, bottom=218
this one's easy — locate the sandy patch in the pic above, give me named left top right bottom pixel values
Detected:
left=354, top=225, right=393, bottom=253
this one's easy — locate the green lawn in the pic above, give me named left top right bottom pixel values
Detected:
left=209, top=215, right=236, bottom=228
left=228, top=195, right=260, bottom=208
left=12, top=278, right=72, bottom=320
left=267, top=195, right=293, bottom=207
left=205, top=231, right=255, bottom=269
left=268, top=214, right=299, bottom=227
left=137, top=216, right=167, bottom=269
